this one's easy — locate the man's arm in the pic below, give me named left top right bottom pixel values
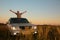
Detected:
left=21, top=11, right=27, bottom=14
left=9, top=10, right=16, bottom=13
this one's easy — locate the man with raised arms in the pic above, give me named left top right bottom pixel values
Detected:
left=9, top=10, right=27, bottom=18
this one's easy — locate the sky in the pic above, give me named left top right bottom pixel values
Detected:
left=0, top=0, right=60, bottom=25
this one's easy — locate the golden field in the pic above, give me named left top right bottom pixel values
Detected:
left=0, top=23, right=60, bottom=40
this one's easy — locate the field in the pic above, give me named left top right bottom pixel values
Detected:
left=0, top=23, right=60, bottom=40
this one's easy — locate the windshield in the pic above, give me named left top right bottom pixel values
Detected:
left=9, top=18, right=29, bottom=24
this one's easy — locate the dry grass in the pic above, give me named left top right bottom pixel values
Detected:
left=0, top=23, right=60, bottom=40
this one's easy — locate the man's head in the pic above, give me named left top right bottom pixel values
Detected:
left=17, top=11, right=19, bottom=13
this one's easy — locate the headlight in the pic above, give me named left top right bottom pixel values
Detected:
left=12, top=27, right=16, bottom=30
left=13, top=32, right=17, bottom=35
left=34, top=31, right=37, bottom=34
left=32, top=26, right=37, bottom=29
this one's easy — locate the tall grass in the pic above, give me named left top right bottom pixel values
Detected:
left=0, top=24, right=60, bottom=40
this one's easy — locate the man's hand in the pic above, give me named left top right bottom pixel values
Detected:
left=9, top=10, right=16, bottom=13
left=9, top=10, right=12, bottom=11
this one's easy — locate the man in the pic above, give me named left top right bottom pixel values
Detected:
left=9, top=10, right=27, bottom=18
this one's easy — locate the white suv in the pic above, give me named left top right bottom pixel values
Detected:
left=7, top=18, right=35, bottom=36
